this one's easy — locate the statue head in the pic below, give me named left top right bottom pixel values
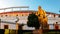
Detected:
left=38, top=6, right=41, bottom=10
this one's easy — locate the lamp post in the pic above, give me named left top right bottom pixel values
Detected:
left=0, top=19, right=1, bottom=29
left=16, top=16, right=19, bottom=34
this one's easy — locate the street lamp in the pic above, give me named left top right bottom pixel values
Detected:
left=0, top=19, right=1, bottom=29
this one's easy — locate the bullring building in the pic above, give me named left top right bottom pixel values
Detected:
left=0, top=6, right=60, bottom=30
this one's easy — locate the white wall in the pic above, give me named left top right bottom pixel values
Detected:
left=0, top=14, right=60, bottom=30
left=22, top=25, right=35, bottom=30
left=48, top=17, right=60, bottom=24
left=48, top=17, right=60, bottom=29
left=0, top=23, right=16, bottom=30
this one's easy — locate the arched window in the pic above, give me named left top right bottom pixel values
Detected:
left=54, top=14, right=56, bottom=18
left=5, top=15, right=7, bottom=17
left=22, top=14, right=23, bottom=16
left=16, top=14, right=18, bottom=16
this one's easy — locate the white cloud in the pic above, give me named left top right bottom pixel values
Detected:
left=0, top=0, right=16, bottom=12
left=0, top=0, right=15, bottom=8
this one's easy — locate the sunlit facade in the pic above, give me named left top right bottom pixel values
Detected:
left=0, top=6, right=60, bottom=30
left=0, top=11, right=60, bottom=30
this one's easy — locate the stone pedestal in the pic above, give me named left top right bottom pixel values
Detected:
left=33, top=29, right=42, bottom=34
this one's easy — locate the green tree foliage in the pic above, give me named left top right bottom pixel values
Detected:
left=27, top=13, right=40, bottom=29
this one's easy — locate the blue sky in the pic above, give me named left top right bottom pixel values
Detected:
left=0, top=0, right=60, bottom=14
